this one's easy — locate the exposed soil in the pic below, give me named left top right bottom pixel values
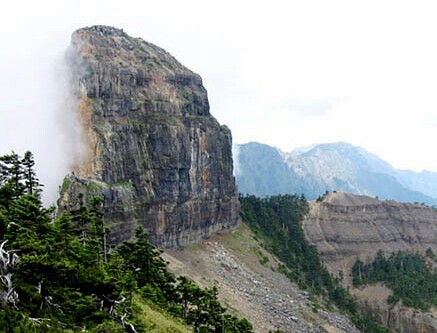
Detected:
left=163, top=223, right=359, bottom=333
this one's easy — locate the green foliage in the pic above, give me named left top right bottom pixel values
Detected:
left=91, top=320, right=125, bottom=333
left=316, top=190, right=330, bottom=202
left=257, top=251, right=269, bottom=266
left=426, top=248, right=435, bottom=260
left=0, top=151, right=41, bottom=205
left=60, top=177, right=72, bottom=193
left=352, top=250, right=437, bottom=310
left=240, top=194, right=388, bottom=333
left=240, top=194, right=330, bottom=293
left=0, top=151, right=253, bottom=333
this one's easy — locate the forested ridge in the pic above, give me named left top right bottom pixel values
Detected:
left=352, top=250, right=437, bottom=310
left=240, top=194, right=388, bottom=333
left=0, top=151, right=253, bottom=332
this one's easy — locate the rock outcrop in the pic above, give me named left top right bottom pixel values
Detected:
left=304, top=191, right=437, bottom=274
left=304, top=191, right=437, bottom=332
left=59, top=26, right=239, bottom=247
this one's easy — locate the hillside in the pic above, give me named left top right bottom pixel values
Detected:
left=235, top=142, right=437, bottom=205
left=164, top=223, right=359, bottom=333
left=4, top=24, right=437, bottom=333
left=1, top=25, right=247, bottom=332
left=304, top=191, right=437, bottom=332
left=0, top=151, right=253, bottom=332
left=304, top=191, right=437, bottom=274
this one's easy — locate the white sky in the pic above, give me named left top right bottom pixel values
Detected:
left=1, top=0, right=437, bottom=202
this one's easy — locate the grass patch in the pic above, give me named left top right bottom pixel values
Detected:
left=132, top=295, right=192, bottom=333
left=61, top=177, right=72, bottom=193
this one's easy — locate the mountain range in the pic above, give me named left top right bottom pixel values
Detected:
left=235, top=141, right=437, bottom=205
left=3, top=25, right=437, bottom=333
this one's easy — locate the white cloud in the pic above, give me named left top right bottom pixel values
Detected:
left=0, top=0, right=436, bottom=204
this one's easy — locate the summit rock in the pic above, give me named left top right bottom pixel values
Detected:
left=59, top=26, right=239, bottom=247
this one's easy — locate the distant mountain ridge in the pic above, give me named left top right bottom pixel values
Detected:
left=235, top=141, right=437, bottom=205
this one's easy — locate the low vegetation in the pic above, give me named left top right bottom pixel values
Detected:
left=240, top=194, right=388, bottom=333
left=0, top=151, right=253, bottom=332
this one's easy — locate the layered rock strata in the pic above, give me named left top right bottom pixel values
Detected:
left=59, top=26, right=239, bottom=247
left=304, top=191, right=437, bottom=332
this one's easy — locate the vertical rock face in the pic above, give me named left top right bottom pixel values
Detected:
left=59, top=26, right=239, bottom=247
left=304, top=191, right=437, bottom=274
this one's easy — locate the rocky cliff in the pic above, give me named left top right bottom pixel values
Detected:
left=304, top=191, right=437, bottom=332
left=59, top=26, right=239, bottom=247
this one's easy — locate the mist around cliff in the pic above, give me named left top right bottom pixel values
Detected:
left=44, top=51, right=86, bottom=204
left=232, top=144, right=241, bottom=177
left=2, top=0, right=437, bottom=203
left=0, top=30, right=87, bottom=205
left=0, top=48, right=77, bottom=204
left=57, top=46, right=89, bottom=181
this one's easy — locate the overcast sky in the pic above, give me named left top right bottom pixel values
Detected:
left=1, top=0, right=437, bottom=202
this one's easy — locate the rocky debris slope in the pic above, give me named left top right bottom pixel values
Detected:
left=304, top=191, right=437, bottom=332
left=59, top=26, right=239, bottom=247
left=164, top=224, right=359, bottom=333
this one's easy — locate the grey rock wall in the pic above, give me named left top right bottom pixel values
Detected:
left=59, top=26, right=239, bottom=247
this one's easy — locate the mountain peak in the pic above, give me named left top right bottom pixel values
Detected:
left=235, top=141, right=437, bottom=204
left=314, top=141, right=356, bottom=149
left=60, top=26, right=239, bottom=247
left=77, top=25, right=127, bottom=36
left=304, top=141, right=360, bottom=153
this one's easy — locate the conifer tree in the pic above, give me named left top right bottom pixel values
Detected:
left=21, top=151, right=40, bottom=195
left=0, top=151, right=255, bottom=332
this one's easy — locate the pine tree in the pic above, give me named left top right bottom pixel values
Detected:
left=0, top=151, right=254, bottom=332
left=0, top=152, right=25, bottom=206
left=21, top=151, right=40, bottom=195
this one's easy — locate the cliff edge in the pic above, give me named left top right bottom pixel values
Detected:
left=304, top=191, right=437, bottom=332
left=304, top=191, right=436, bottom=275
left=59, top=26, right=239, bottom=247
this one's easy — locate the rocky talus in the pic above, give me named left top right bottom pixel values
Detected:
left=59, top=26, right=239, bottom=247
left=164, top=224, right=359, bottom=333
left=304, top=191, right=437, bottom=333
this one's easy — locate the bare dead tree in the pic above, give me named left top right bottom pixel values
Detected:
left=100, top=294, right=136, bottom=332
left=121, top=313, right=137, bottom=333
left=35, top=279, right=57, bottom=311
left=100, top=294, right=126, bottom=316
left=0, top=240, right=19, bottom=309
left=28, top=317, right=51, bottom=325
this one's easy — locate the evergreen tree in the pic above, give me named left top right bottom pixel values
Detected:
left=240, top=194, right=388, bottom=333
left=352, top=250, right=437, bottom=310
left=22, top=151, right=40, bottom=195
left=0, top=152, right=25, bottom=206
left=0, top=151, right=254, bottom=332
